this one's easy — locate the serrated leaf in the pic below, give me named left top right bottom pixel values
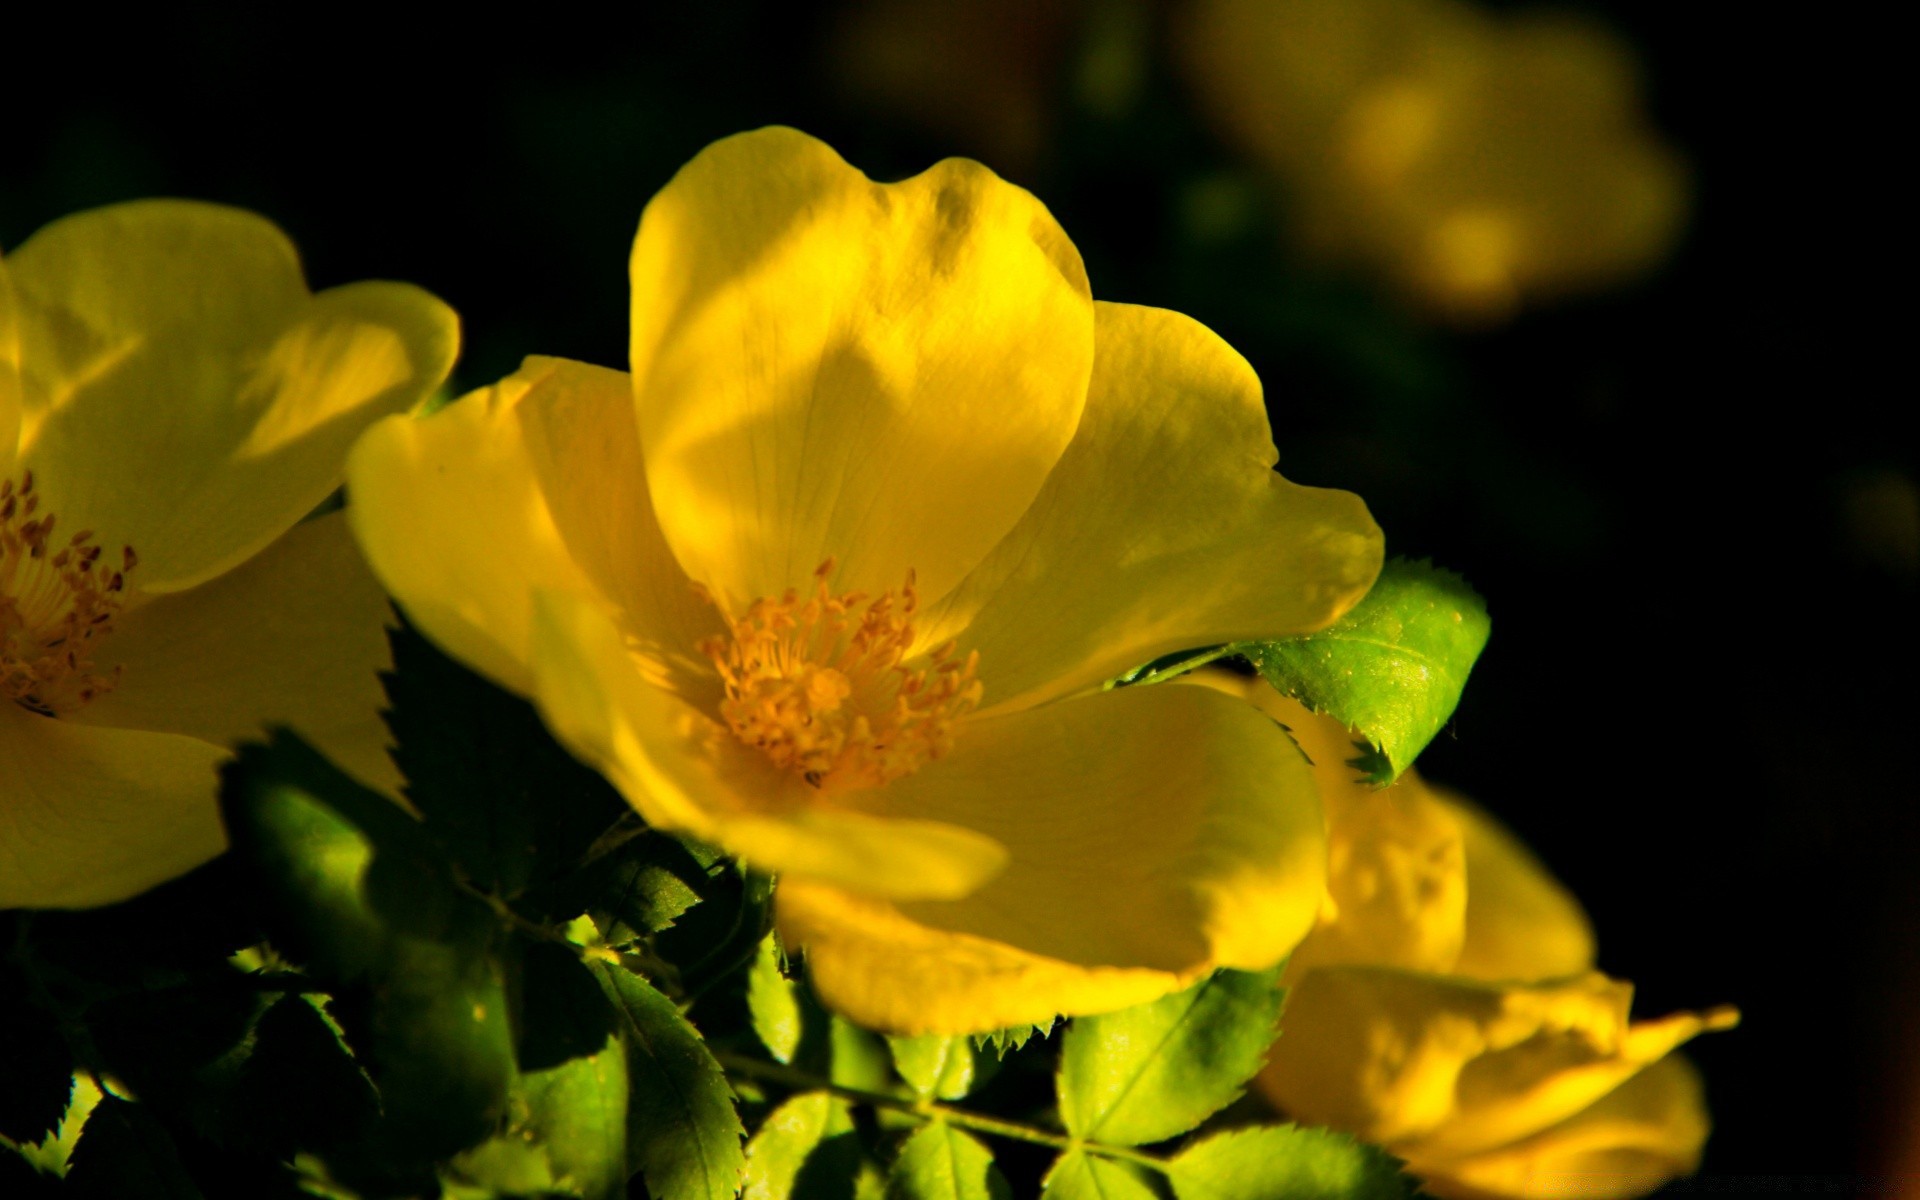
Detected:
left=385, top=623, right=627, bottom=899
left=7, top=1072, right=100, bottom=1182
left=971, top=1021, right=1054, bottom=1060
left=220, top=733, right=518, bottom=1161
left=884, top=1123, right=1009, bottom=1200
left=592, top=962, right=744, bottom=1200
left=1040, top=1151, right=1161, bottom=1200
left=743, top=1092, right=860, bottom=1200
left=747, top=936, right=803, bottom=1064
left=0, top=963, right=73, bottom=1144
left=566, top=828, right=715, bottom=942
left=1058, top=969, right=1283, bottom=1146
left=60, top=1097, right=204, bottom=1199
left=1165, top=1126, right=1414, bottom=1200
left=1238, top=559, right=1489, bottom=785
left=234, top=995, right=379, bottom=1156
left=515, top=938, right=618, bottom=1072
left=885, top=1036, right=992, bottom=1101
left=658, top=863, right=776, bottom=998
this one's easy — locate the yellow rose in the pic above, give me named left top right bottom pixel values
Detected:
left=1182, top=0, right=1689, bottom=322
left=346, top=127, right=1383, bottom=1034
left=1, top=201, right=457, bottom=908
left=1197, top=674, right=1736, bottom=1200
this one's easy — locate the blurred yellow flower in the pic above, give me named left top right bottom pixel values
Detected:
left=1183, top=0, right=1689, bottom=322
left=1198, top=674, right=1736, bottom=1199
left=1, top=201, right=457, bottom=909
left=347, top=126, right=1384, bottom=1034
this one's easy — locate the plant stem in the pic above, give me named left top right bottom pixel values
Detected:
left=715, top=1052, right=1170, bottom=1171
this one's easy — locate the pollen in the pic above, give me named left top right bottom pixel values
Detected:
left=1, top=471, right=134, bottom=716
left=699, top=559, right=983, bottom=794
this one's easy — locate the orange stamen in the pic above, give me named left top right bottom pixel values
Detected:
left=698, top=559, right=982, bottom=794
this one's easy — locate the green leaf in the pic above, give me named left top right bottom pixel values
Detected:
left=592, top=962, right=745, bottom=1200
left=361, top=931, right=518, bottom=1160
left=60, top=1097, right=204, bottom=1200
left=220, top=733, right=518, bottom=1161
left=747, top=936, right=803, bottom=1065
left=1165, top=1126, right=1414, bottom=1200
left=885, top=1036, right=992, bottom=1101
left=219, top=736, right=394, bottom=979
left=384, top=623, right=628, bottom=900
left=1238, top=559, right=1489, bottom=785
left=565, top=827, right=715, bottom=943
left=508, top=1028, right=630, bottom=1200
left=234, top=995, right=379, bottom=1157
left=884, top=1123, right=1009, bottom=1200
left=742, top=1092, right=860, bottom=1200
left=0, top=962, right=73, bottom=1144
left=971, top=1022, right=1054, bottom=1060
left=1057, top=969, right=1283, bottom=1146
left=1039, top=1151, right=1161, bottom=1200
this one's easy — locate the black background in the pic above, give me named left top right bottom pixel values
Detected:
left=5, top=2, right=1909, bottom=1190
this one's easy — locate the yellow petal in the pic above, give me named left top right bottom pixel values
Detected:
left=524, top=586, right=1007, bottom=901
left=1, top=258, right=21, bottom=477
left=1293, top=769, right=1468, bottom=977
left=1438, top=787, right=1597, bottom=983
left=798, top=683, right=1320, bottom=983
left=1260, top=966, right=1737, bottom=1163
left=922, top=302, right=1382, bottom=714
left=0, top=702, right=227, bottom=909
left=8, top=200, right=457, bottom=591
left=347, top=363, right=604, bottom=697
left=628, top=126, right=1095, bottom=608
left=512, top=356, right=725, bottom=708
left=71, top=511, right=400, bottom=795
left=778, top=880, right=1191, bottom=1035
left=1419, top=1055, right=1710, bottom=1200
left=348, top=357, right=721, bottom=707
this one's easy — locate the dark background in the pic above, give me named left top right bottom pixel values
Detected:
left=6, top=2, right=1909, bottom=1191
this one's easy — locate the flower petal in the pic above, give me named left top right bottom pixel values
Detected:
left=0, top=703, right=227, bottom=909
left=525, top=586, right=1007, bottom=902
left=1260, top=967, right=1737, bottom=1163
left=1293, top=769, right=1468, bottom=978
left=1419, top=1054, right=1709, bottom=1200
left=1, top=258, right=22, bottom=476
left=348, top=357, right=721, bottom=707
left=512, top=356, right=725, bottom=707
left=922, top=302, right=1382, bottom=714
left=628, top=126, right=1095, bottom=608
left=1438, top=788, right=1597, bottom=984
left=72, top=511, right=400, bottom=795
left=8, top=200, right=456, bottom=591
left=788, top=681, right=1324, bottom=1025
left=347, top=366, right=600, bottom=697
left=777, top=881, right=1190, bottom=1035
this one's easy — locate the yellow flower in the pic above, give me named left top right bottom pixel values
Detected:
left=346, top=127, right=1383, bottom=1033
left=1, top=201, right=457, bottom=909
left=1182, top=0, right=1688, bottom=322
left=1196, top=674, right=1736, bottom=1200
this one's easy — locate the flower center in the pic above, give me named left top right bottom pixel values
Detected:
left=699, top=560, right=982, bottom=793
left=1, top=471, right=135, bottom=716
